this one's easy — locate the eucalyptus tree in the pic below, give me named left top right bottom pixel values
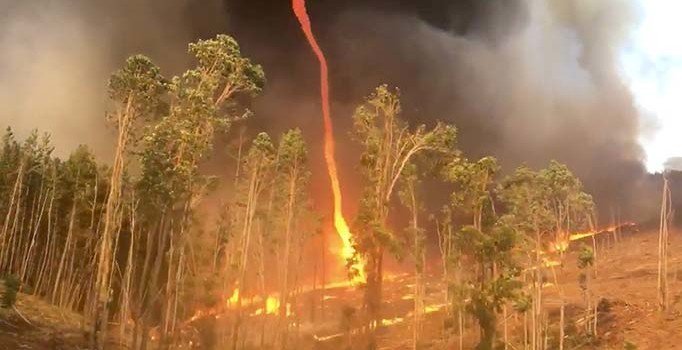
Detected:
left=577, top=245, right=596, bottom=336
left=498, top=161, right=595, bottom=350
left=438, top=156, right=499, bottom=347
left=231, top=132, right=276, bottom=349
left=398, top=163, right=427, bottom=350
left=92, top=54, right=167, bottom=349
left=274, top=128, right=309, bottom=349
left=498, top=166, right=553, bottom=350
left=352, top=84, right=456, bottom=335
left=443, top=156, right=499, bottom=230
left=454, top=222, right=522, bottom=350
left=133, top=34, right=265, bottom=347
left=50, top=145, right=103, bottom=308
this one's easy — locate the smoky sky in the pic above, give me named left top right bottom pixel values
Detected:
left=0, top=0, right=658, bottom=220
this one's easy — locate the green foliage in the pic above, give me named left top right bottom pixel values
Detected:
left=498, top=161, right=595, bottom=243
left=624, top=340, right=638, bottom=350
left=352, top=84, right=457, bottom=259
left=0, top=274, right=20, bottom=308
left=138, top=34, right=266, bottom=212
left=188, top=34, right=265, bottom=98
left=108, top=54, right=168, bottom=120
left=454, top=223, right=522, bottom=350
left=444, top=156, right=499, bottom=225
left=578, top=245, right=595, bottom=269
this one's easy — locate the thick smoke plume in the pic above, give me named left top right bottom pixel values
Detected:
left=0, top=0, right=226, bottom=158
left=0, top=0, right=658, bottom=220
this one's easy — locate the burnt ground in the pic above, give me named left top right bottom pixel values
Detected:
left=3, top=228, right=682, bottom=349
left=289, top=228, right=682, bottom=349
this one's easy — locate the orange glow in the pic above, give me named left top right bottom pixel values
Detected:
left=550, top=240, right=570, bottom=253
left=550, top=222, right=636, bottom=253
left=568, top=222, right=635, bottom=241
left=227, top=288, right=239, bottom=307
left=292, top=0, right=365, bottom=281
left=265, top=295, right=279, bottom=315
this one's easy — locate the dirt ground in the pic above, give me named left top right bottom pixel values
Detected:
left=302, top=228, right=682, bottom=350
left=3, top=228, right=682, bottom=349
left=0, top=294, right=88, bottom=349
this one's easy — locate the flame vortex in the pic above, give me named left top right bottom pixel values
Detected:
left=292, top=0, right=364, bottom=280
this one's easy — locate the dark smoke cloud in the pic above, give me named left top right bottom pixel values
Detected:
left=0, top=0, right=658, bottom=220
left=230, top=0, right=650, bottom=218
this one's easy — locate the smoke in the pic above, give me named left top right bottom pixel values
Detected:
left=287, top=0, right=652, bottom=219
left=0, top=0, right=226, bottom=159
left=0, top=0, right=659, bottom=220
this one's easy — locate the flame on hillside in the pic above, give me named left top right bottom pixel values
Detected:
left=550, top=222, right=636, bottom=253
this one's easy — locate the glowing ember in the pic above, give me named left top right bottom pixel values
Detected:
left=550, top=240, right=570, bottom=253
left=381, top=317, right=405, bottom=326
left=266, top=295, right=280, bottom=315
left=424, top=304, right=446, bottom=314
left=568, top=222, right=635, bottom=241
left=291, top=0, right=365, bottom=281
left=550, top=222, right=637, bottom=253
left=227, top=288, right=239, bottom=307
left=544, top=259, right=562, bottom=268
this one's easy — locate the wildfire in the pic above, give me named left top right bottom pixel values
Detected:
left=550, top=222, right=637, bottom=253
left=227, top=288, right=239, bottom=307
left=266, top=295, right=279, bottom=314
left=291, top=0, right=365, bottom=281
left=568, top=222, right=635, bottom=242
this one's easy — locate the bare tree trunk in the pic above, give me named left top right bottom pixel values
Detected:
left=52, top=198, right=78, bottom=303
left=0, top=161, right=25, bottom=270
left=119, top=197, right=138, bottom=347
left=93, top=103, right=134, bottom=349
left=658, top=176, right=671, bottom=312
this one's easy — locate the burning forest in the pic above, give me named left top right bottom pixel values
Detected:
left=1, top=0, right=682, bottom=349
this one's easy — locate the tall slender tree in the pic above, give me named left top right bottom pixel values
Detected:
left=352, top=85, right=456, bottom=341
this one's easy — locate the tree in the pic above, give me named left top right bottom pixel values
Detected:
left=91, top=54, right=167, bottom=349
left=498, top=165, right=553, bottom=350
left=498, top=162, right=595, bottom=350
left=398, top=163, right=426, bottom=350
left=231, top=132, right=276, bottom=349
left=275, top=129, right=309, bottom=349
left=443, top=156, right=499, bottom=230
left=454, top=223, right=522, bottom=350
left=577, top=245, right=596, bottom=337
left=352, top=85, right=456, bottom=337
left=658, top=173, right=672, bottom=312
left=129, top=34, right=264, bottom=349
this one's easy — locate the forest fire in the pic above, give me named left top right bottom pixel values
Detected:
left=2, top=1, right=676, bottom=349
left=550, top=222, right=638, bottom=253
left=568, top=222, right=636, bottom=242
left=291, top=0, right=364, bottom=280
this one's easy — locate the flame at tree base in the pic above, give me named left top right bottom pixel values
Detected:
left=292, top=0, right=365, bottom=282
left=334, top=213, right=365, bottom=282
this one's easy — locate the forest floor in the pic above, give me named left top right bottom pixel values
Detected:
left=302, top=227, right=682, bottom=350
left=3, top=228, right=682, bottom=349
left=0, top=294, right=88, bottom=349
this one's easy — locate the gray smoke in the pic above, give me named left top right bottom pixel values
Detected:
left=0, top=0, right=226, bottom=159
left=0, top=0, right=659, bottom=220
left=320, top=0, right=650, bottom=218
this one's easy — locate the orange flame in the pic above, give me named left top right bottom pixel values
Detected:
left=568, top=222, right=636, bottom=242
left=292, top=0, right=364, bottom=281
left=550, top=222, right=636, bottom=253
left=227, top=288, right=239, bottom=307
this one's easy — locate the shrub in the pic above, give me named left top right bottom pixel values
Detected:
left=0, top=274, right=20, bottom=308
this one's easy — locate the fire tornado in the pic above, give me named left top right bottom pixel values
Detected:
left=291, top=0, right=364, bottom=280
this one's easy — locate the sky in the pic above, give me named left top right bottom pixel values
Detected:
left=622, top=0, right=682, bottom=173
